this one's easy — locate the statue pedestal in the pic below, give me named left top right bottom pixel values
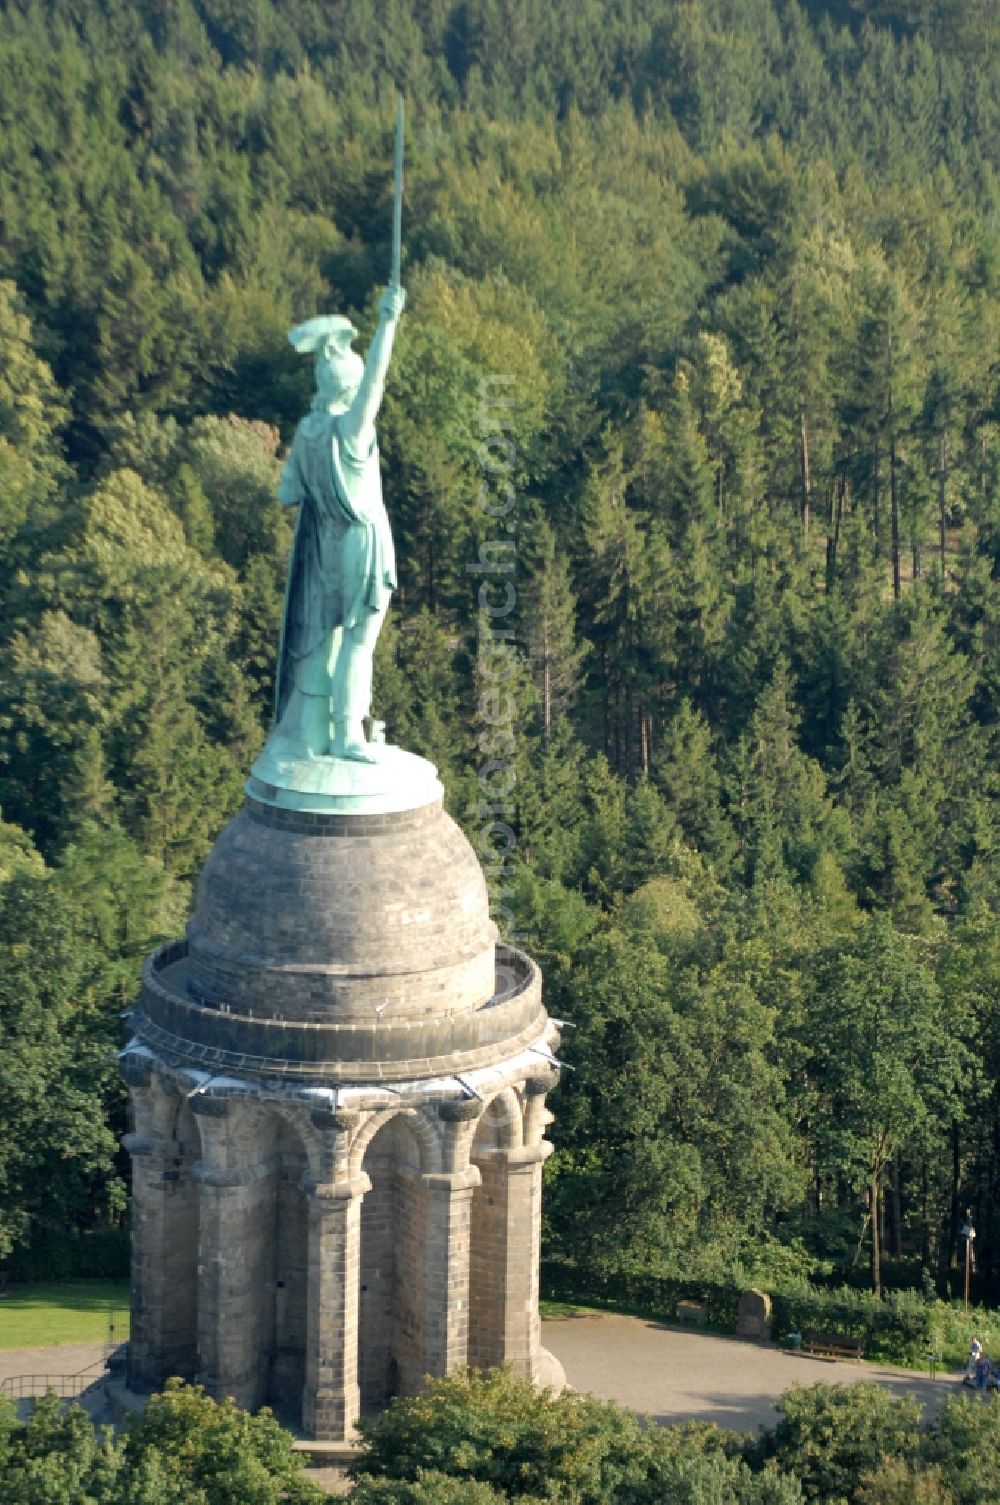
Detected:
left=248, top=741, right=443, bottom=815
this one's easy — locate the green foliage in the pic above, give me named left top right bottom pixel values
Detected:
left=120, top=1380, right=324, bottom=1504
left=0, top=1381, right=324, bottom=1504
left=352, top=1369, right=1000, bottom=1502
left=762, top=1384, right=922, bottom=1504
left=351, top=1474, right=509, bottom=1505
left=922, top=1395, right=1000, bottom=1505
left=353, top=1368, right=802, bottom=1504
left=0, top=0, right=998, bottom=1297
left=0, top=869, right=127, bottom=1260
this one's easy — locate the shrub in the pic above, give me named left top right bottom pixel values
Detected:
left=7, top=1224, right=130, bottom=1281
left=926, top=1302, right=1000, bottom=1372
left=351, top=1473, right=512, bottom=1503
left=922, top=1394, right=1000, bottom=1505
left=769, top=1286, right=932, bottom=1366
left=759, top=1383, right=922, bottom=1505
left=855, top=1457, right=954, bottom=1504
left=542, top=1260, right=742, bottom=1331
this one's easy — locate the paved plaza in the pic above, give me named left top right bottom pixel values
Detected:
left=543, top=1312, right=961, bottom=1433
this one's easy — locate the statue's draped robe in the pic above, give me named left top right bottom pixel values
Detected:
left=274, top=411, right=396, bottom=722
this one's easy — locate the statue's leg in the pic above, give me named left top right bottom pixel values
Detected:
left=274, top=635, right=337, bottom=757
left=277, top=688, right=330, bottom=757
left=330, top=606, right=387, bottom=762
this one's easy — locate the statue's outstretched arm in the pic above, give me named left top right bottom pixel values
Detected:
left=340, top=286, right=406, bottom=452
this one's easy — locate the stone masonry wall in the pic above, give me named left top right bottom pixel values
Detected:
left=468, top=1152, right=508, bottom=1371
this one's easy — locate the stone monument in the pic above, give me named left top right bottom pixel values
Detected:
left=120, top=103, right=561, bottom=1441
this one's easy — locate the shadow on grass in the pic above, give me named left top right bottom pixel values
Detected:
left=3, top=1281, right=129, bottom=1313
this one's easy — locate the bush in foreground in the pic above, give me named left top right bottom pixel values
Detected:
left=0, top=1380, right=324, bottom=1505
left=351, top=1368, right=802, bottom=1503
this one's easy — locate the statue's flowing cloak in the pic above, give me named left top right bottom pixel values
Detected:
left=273, top=411, right=396, bottom=722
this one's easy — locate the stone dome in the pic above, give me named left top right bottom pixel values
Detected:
left=131, top=794, right=546, bottom=1082
left=186, top=796, right=497, bottom=1022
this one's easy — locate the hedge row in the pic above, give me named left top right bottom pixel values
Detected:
left=6, top=1225, right=131, bottom=1282
left=541, top=1261, right=742, bottom=1331
left=541, top=1262, right=934, bottom=1365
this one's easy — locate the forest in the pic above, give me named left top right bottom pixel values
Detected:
left=0, top=0, right=998, bottom=1310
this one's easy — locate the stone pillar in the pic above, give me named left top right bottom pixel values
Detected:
left=420, top=1167, right=480, bottom=1380
left=192, top=1098, right=272, bottom=1412
left=469, top=1078, right=554, bottom=1381
left=416, top=1101, right=483, bottom=1381
left=302, top=1174, right=368, bottom=1441
left=124, top=1058, right=198, bottom=1391
left=499, top=1142, right=551, bottom=1379
left=505, top=1073, right=557, bottom=1380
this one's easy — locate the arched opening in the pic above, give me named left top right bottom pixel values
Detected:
left=468, top=1092, right=522, bottom=1371
left=266, top=1115, right=309, bottom=1422
left=359, top=1114, right=424, bottom=1412
left=160, top=1095, right=201, bottom=1380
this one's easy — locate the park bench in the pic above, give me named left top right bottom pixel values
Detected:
left=802, top=1331, right=865, bottom=1361
left=676, top=1300, right=707, bottom=1327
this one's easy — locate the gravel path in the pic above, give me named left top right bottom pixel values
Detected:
left=542, top=1313, right=961, bottom=1433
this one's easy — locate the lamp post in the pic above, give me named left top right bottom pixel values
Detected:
left=960, top=1211, right=976, bottom=1314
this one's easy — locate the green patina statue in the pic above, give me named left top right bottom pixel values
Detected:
left=248, top=99, right=441, bottom=814
left=272, top=285, right=405, bottom=764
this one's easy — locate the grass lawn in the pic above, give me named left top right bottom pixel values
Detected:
left=0, top=1281, right=130, bottom=1350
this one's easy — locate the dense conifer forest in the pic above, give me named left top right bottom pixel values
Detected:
left=0, top=0, right=998, bottom=1305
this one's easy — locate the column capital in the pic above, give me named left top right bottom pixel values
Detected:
left=307, top=1173, right=371, bottom=1203
left=421, top=1167, right=481, bottom=1194
left=190, top=1162, right=271, bottom=1188
left=122, top=1133, right=161, bottom=1158
left=503, top=1141, right=554, bottom=1169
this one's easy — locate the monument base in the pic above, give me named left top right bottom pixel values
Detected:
left=248, top=740, right=443, bottom=815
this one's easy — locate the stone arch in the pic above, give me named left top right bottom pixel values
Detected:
left=268, top=1100, right=320, bottom=1182
left=357, top=1113, right=433, bottom=1412
left=472, top=1086, right=523, bottom=1153
left=349, top=1105, right=442, bottom=1181
left=255, top=1106, right=311, bottom=1421
left=467, top=1081, right=525, bottom=1374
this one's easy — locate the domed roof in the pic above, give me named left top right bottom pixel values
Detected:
left=133, top=795, right=546, bottom=1083
left=186, top=796, right=497, bottom=1022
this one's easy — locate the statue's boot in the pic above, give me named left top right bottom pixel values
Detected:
left=332, top=716, right=379, bottom=764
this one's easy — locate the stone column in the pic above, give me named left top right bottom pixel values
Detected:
left=124, top=1057, right=198, bottom=1391
left=499, top=1141, right=551, bottom=1379
left=302, top=1174, right=368, bottom=1440
left=419, top=1167, right=480, bottom=1380
left=416, top=1101, right=483, bottom=1382
left=192, top=1098, right=272, bottom=1412
left=502, top=1073, right=557, bottom=1380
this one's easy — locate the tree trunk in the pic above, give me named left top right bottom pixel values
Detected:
left=541, top=620, right=552, bottom=745
left=799, top=410, right=812, bottom=542
left=826, top=475, right=845, bottom=593
left=938, top=428, right=948, bottom=576
left=891, top=1154, right=904, bottom=1259
left=947, top=1119, right=962, bottom=1273
left=873, top=432, right=881, bottom=558
left=889, top=425, right=901, bottom=601
left=871, top=1172, right=882, bottom=1296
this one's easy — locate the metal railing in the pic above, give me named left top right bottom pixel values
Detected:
left=0, top=1371, right=100, bottom=1401
left=0, top=1309, right=128, bottom=1404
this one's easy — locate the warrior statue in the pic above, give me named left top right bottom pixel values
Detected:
left=272, top=285, right=405, bottom=763
left=267, top=101, right=406, bottom=767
